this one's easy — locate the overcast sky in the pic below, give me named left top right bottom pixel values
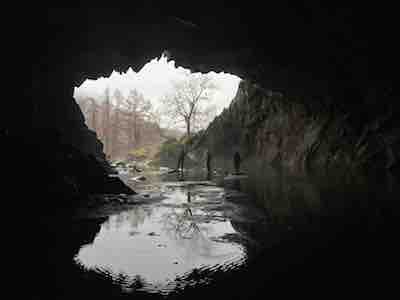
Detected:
left=73, top=55, right=241, bottom=117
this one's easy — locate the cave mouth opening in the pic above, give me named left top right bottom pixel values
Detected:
left=73, top=53, right=241, bottom=166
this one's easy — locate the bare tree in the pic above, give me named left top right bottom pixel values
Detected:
left=76, top=96, right=100, bottom=133
left=87, top=98, right=99, bottom=132
left=162, top=73, right=218, bottom=138
left=122, top=89, right=152, bottom=152
left=110, top=89, right=124, bottom=158
left=101, top=87, right=111, bottom=155
left=76, top=86, right=164, bottom=160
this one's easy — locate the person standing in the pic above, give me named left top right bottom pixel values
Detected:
left=176, top=143, right=185, bottom=173
left=206, top=150, right=212, bottom=173
left=233, top=151, right=241, bottom=174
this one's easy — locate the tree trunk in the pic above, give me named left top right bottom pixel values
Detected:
left=103, top=99, right=111, bottom=155
left=127, top=113, right=134, bottom=154
left=186, top=120, right=191, bottom=139
left=110, top=108, right=120, bottom=158
left=133, top=111, right=138, bottom=147
left=90, top=100, right=97, bottom=132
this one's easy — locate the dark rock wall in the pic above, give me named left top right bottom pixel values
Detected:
left=5, top=4, right=398, bottom=181
left=4, top=130, right=134, bottom=212
left=200, top=80, right=399, bottom=176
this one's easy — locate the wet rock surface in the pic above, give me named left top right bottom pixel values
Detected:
left=198, top=80, right=399, bottom=176
left=4, top=130, right=134, bottom=216
left=12, top=167, right=399, bottom=299
left=5, top=4, right=400, bottom=298
left=8, top=4, right=399, bottom=187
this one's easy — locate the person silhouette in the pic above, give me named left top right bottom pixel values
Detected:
left=206, top=150, right=212, bottom=173
left=233, top=151, right=241, bottom=174
left=176, top=143, right=185, bottom=180
left=177, top=144, right=185, bottom=171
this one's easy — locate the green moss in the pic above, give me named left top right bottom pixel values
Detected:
left=128, top=147, right=150, bottom=160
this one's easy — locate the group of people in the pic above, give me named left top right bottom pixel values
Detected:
left=175, top=143, right=241, bottom=177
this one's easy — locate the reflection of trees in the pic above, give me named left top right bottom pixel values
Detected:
left=169, top=207, right=201, bottom=240
left=103, top=206, right=153, bottom=231
left=163, top=191, right=202, bottom=240
left=127, top=207, right=152, bottom=229
left=161, top=190, right=216, bottom=259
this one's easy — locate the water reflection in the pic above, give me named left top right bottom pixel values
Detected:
left=75, top=163, right=351, bottom=294
left=74, top=184, right=249, bottom=294
left=30, top=160, right=399, bottom=300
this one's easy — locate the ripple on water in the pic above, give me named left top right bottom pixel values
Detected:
left=74, top=183, right=260, bottom=295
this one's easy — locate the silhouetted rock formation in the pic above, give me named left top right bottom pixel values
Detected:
left=199, top=81, right=399, bottom=176
left=4, top=4, right=399, bottom=203
left=4, top=129, right=134, bottom=215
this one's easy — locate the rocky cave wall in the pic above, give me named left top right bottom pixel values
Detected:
left=5, top=4, right=399, bottom=180
left=198, top=80, right=399, bottom=176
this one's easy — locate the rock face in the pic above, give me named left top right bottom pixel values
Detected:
left=199, top=81, right=399, bottom=176
left=4, top=129, right=135, bottom=216
left=5, top=4, right=399, bottom=194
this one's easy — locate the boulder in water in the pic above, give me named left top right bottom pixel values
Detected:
left=132, top=175, right=146, bottom=182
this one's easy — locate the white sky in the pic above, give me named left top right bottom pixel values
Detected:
left=73, top=55, right=241, bottom=117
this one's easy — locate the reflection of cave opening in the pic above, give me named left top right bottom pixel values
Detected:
left=73, top=54, right=241, bottom=163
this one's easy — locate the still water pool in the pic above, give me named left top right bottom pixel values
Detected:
left=29, top=167, right=398, bottom=299
left=74, top=179, right=267, bottom=295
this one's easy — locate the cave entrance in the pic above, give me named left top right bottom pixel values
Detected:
left=73, top=53, right=241, bottom=167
